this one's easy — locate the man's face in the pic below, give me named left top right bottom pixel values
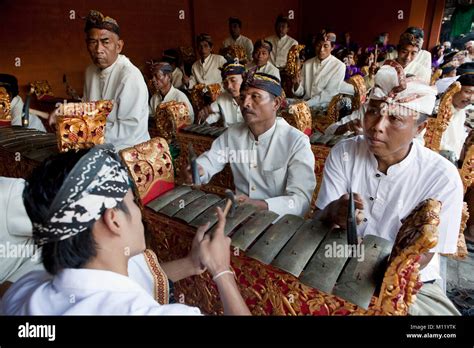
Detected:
left=452, top=86, right=474, bottom=110
left=396, top=44, right=419, bottom=68
left=253, top=47, right=270, bottom=66
left=223, top=74, right=243, bottom=97
left=121, top=190, right=146, bottom=256
left=383, top=34, right=389, bottom=46
left=315, top=40, right=333, bottom=61
left=229, top=23, right=241, bottom=38
left=344, top=54, right=355, bottom=66
left=275, top=22, right=289, bottom=38
left=86, top=28, right=123, bottom=69
left=363, top=100, right=423, bottom=159
left=467, top=43, right=473, bottom=54
left=239, top=87, right=278, bottom=127
left=152, top=71, right=171, bottom=91
left=198, top=41, right=212, bottom=58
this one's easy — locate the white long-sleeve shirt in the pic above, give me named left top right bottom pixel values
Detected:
left=188, top=54, right=227, bottom=89
left=223, top=35, right=254, bottom=62
left=440, top=105, right=469, bottom=160
left=316, top=135, right=463, bottom=282
left=293, top=55, right=346, bottom=108
left=83, top=54, right=150, bottom=151
left=196, top=118, right=316, bottom=217
left=405, top=49, right=432, bottom=84
left=265, top=34, right=298, bottom=68
left=205, top=92, right=244, bottom=127
left=149, top=86, right=194, bottom=123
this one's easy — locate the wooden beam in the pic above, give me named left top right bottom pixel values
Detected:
left=409, top=0, right=429, bottom=28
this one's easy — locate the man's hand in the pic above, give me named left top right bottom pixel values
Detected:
left=198, top=207, right=231, bottom=276
left=182, top=163, right=204, bottom=185
left=187, top=222, right=209, bottom=276
left=317, top=193, right=365, bottom=229
left=197, top=106, right=212, bottom=124
left=235, top=194, right=268, bottom=211
left=48, top=108, right=60, bottom=127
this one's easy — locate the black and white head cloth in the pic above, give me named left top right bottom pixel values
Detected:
left=32, top=145, right=131, bottom=246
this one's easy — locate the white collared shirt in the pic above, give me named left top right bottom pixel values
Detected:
left=206, top=92, right=243, bottom=127
left=293, top=55, right=346, bottom=108
left=0, top=266, right=201, bottom=315
left=149, top=86, right=195, bottom=123
left=196, top=118, right=316, bottom=217
left=171, top=68, right=184, bottom=90
left=316, top=136, right=463, bottom=282
left=83, top=54, right=150, bottom=150
left=10, top=96, right=46, bottom=132
left=189, top=54, right=227, bottom=89
left=245, top=62, right=281, bottom=80
left=265, top=34, right=298, bottom=68
left=405, top=49, right=432, bottom=84
left=435, top=76, right=460, bottom=95
left=223, top=35, right=254, bottom=61
left=440, top=105, right=468, bottom=159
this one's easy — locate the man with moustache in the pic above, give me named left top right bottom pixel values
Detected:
left=314, top=63, right=463, bottom=315
left=292, top=31, right=346, bottom=108
left=198, top=61, right=245, bottom=126
left=50, top=10, right=150, bottom=151
left=184, top=72, right=315, bottom=217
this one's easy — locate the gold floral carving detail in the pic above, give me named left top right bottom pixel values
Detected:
left=155, top=101, right=191, bottom=142
left=377, top=199, right=440, bottom=315
left=424, top=82, right=462, bottom=152
left=30, top=80, right=54, bottom=100
left=347, top=74, right=367, bottom=111
left=308, top=144, right=331, bottom=215
left=430, top=69, right=442, bottom=86
left=120, top=137, right=174, bottom=201
left=0, top=87, right=12, bottom=121
left=281, top=102, right=312, bottom=133
left=286, top=44, right=305, bottom=80
left=190, top=84, right=222, bottom=113
left=56, top=100, right=113, bottom=152
left=220, top=45, right=247, bottom=61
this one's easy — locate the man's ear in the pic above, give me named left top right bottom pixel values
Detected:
left=102, top=208, right=123, bottom=236
left=273, top=96, right=282, bottom=111
left=117, top=39, right=124, bottom=54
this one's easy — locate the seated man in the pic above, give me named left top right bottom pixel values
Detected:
left=162, top=49, right=184, bottom=90
left=76, top=10, right=150, bottom=150
left=148, top=62, right=194, bottom=123
left=185, top=72, right=316, bottom=217
left=184, top=34, right=227, bottom=90
left=439, top=73, right=474, bottom=163
left=222, top=17, right=254, bottom=63
left=403, top=27, right=432, bottom=84
left=292, top=31, right=346, bottom=108
left=435, top=64, right=458, bottom=95
left=1, top=146, right=250, bottom=315
left=265, top=15, right=298, bottom=69
left=198, top=61, right=245, bottom=126
left=245, top=39, right=281, bottom=80
left=315, top=64, right=463, bottom=315
left=0, top=74, right=46, bottom=132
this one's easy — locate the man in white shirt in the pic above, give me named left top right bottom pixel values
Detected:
left=148, top=62, right=194, bottom=123
left=245, top=39, right=281, bottom=80
left=465, top=41, right=474, bottom=63
left=184, top=34, right=227, bottom=89
left=185, top=72, right=316, bottom=217
left=403, top=27, right=432, bottom=84
left=292, top=31, right=346, bottom=108
left=265, top=15, right=298, bottom=69
left=222, top=17, right=254, bottom=63
left=439, top=73, right=474, bottom=162
left=162, top=49, right=184, bottom=90
left=198, top=62, right=245, bottom=126
left=314, top=64, right=462, bottom=315
left=435, top=65, right=459, bottom=95
left=0, top=146, right=250, bottom=315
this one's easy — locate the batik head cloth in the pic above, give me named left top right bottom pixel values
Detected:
left=32, top=145, right=130, bottom=246
left=242, top=71, right=282, bottom=97
left=84, top=10, right=120, bottom=36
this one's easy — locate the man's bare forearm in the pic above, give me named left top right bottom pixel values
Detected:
left=214, top=274, right=251, bottom=315
left=161, top=257, right=196, bottom=282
